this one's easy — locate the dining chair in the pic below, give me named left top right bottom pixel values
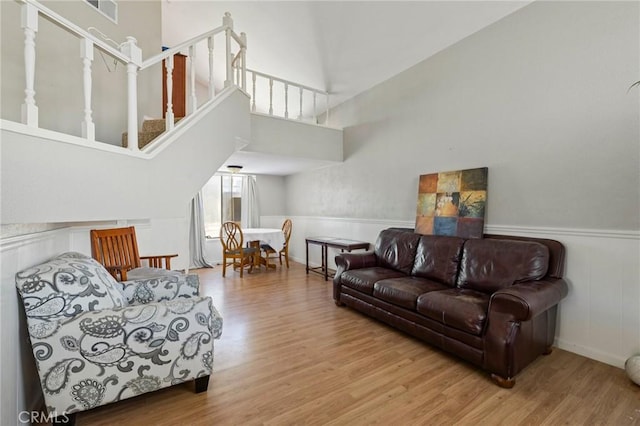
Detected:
left=90, top=226, right=178, bottom=281
left=220, top=222, right=259, bottom=277
left=262, top=219, right=292, bottom=268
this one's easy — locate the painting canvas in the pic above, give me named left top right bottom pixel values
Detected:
left=415, top=167, right=488, bottom=238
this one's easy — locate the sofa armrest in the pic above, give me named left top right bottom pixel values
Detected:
left=333, top=252, right=377, bottom=286
left=335, top=252, right=377, bottom=272
left=120, top=273, right=200, bottom=305
left=489, top=278, right=569, bottom=321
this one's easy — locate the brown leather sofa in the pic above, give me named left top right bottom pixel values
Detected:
left=333, top=228, right=568, bottom=388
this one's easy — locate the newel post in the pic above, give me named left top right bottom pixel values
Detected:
left=223, top=12, right=233, bottom=87
left=21, top=2, right=38, bottom=127
left=120, top=36, right=142, bottom=152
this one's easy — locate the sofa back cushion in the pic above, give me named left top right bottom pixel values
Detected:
left=15, top=252, right=128, bottom=328
left=457, top=239, right=549, bottom=293
left=374, top=229, right=421, bottom=275
left=411, top=235, right=465, bottom=286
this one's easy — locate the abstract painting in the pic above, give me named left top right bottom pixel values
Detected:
left=415, top=167, right=488, bottom=238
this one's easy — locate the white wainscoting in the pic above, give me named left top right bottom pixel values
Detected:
left=0, top=217, right=191, bottom=425
left=0, top=227, right=73, bottom=426
left=1, top=218, right=637, bottom=425
left=262, top=215, right=640, bottom=370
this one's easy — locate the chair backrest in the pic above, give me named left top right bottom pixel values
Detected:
left=90, top=226, right=142, bottom=270
left=282, top=219, right=292, bottom=245
left=220, top=222, right=244, bottom=251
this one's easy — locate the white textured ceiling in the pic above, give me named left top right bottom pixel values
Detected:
left=162, top=1, right=531, bottom=175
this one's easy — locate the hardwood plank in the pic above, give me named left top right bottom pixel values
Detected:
left=78, top=262, right=640, bottom=425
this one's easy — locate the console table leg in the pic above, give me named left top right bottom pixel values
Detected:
left=306, top=240, right=309, bottom=274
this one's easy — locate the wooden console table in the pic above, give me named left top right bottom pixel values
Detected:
left=305, top=237, right=370, bottom=281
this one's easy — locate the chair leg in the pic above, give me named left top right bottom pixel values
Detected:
left=222, top=257, right=226, bottom=277
left=239, top=257, right=244, bottom=278
left=195, top=375, right=210, bottom=393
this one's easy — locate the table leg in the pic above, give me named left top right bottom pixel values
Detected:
left=249, top=241, right=261, bottom=270
left=323, top=243, right=328, bottom=281
left=306, top=240, right=309, bottom=274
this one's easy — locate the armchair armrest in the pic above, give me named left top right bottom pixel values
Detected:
left=120, top=273, right=200, bottom=305
left=489, top=278, right=569, bottom=321
left=28, top=296, right=220, bottom=414
left=140, top=254, right=178, bottom=270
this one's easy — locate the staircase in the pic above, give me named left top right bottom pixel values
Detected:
left=122, top=118, right=181, bottom=150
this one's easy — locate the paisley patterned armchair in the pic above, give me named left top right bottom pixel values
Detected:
left=16, top=252, right=222, bottom=425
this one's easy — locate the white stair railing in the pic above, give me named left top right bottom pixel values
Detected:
left=15, top=0, right=246, bottom=151
left=245, top=68, right=330, bottom=126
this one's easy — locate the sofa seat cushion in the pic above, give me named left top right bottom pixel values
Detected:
left=373, top=277, right=449, bottom=310
left=416, top=289, right=490, bottom=336
left=341, top=267, right=406, bottom=295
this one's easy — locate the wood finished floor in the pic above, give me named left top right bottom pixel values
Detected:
left=79, top=262, right=640, bottom=425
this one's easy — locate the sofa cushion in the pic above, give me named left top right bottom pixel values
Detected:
left=411, top=235, right=465, bottom=286
left=374, top=229, right=421, bottom=275
left=341, top=267, right=406, bottom=295
left=373, top=277, right=449, bottom=310
left=15, top=252, right=128, bottom=325
left=416, top=289, right=490, bottom=336
left=457, top=239, right=550, bottom=294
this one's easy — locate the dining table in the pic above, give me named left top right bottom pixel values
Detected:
left=242, top=228, right=286, bottom=270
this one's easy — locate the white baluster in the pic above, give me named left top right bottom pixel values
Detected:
left=284, top=83, right=289, bottom=118
left=251, top=72, right=256, bottom=112
left=269, top=78, right=273, bottom=115
left=21, top=3, right=38, bottom=127
left=298, top=87, right=303, bottom=120
left=223, top=12, right=233, bottom=87
left=80, top=38, right=95, bottom=141
left=240, top=32, right=247, bottom=91
left=313, top=92, right=317, bottom=124
left=235, top=55, right=240, bottom=86
left=121, top=36, right=141, bottom=152
left=325, top=93, right=330, bottom=125
left=208, top=36, right=215, bottom=99
left=189, top=45, right=197, bottom=114
left=165, top=54, right=175, bottom=130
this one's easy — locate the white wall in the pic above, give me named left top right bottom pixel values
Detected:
left=284, top=1, right=640, bottom=369
left=0, top=0, right=163, bottom=145
left=287, top=1, right=639, bottom=230
left=1, top=88, right=251, bottom=224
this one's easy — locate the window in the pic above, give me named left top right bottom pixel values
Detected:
left=85, top=0, right=118, bottom=23
left=202, top=174, right=244, bottom=238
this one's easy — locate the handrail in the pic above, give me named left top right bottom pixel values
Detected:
left=140, top=24, right=226, bottom=71
left=21, top=0, right=129, bottom=63
left=15, top=0, right=248, bottom=150
left=13, top=0, right=330, bottom=155
left=247, top=68, right=328, bottom=95
left=244, top=67, right=330, bottom=125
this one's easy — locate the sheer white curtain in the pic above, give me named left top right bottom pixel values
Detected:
left=189, top=191, right=214, bottom=268
left=240, top=175, right=260, bottom=228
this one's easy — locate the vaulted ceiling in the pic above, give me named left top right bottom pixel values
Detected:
left=161, top=1, right=532, bottom=174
